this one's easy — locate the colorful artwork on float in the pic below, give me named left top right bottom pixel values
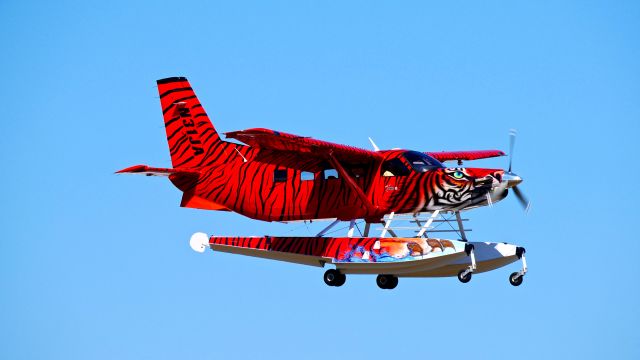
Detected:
left=207, top=236, right=463, bottom=264
left=335, top=238, right=460, bottom=263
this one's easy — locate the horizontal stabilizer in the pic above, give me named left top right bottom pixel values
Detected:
left=115, top=165, right=199, bottom=177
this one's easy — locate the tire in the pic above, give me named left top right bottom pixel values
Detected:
left=334, top=273, right=346, bottom=287
left=387, top=276, right=398, bottom=289
left=324, top=269, right=340, bottom=286
left=376, top=274, right=397, bottom=289
left=457, top=269, right=472, bottom=283
left=509, top=272, right=523, bottom=286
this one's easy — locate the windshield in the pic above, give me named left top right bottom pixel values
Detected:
left=403, top=151, right=444, bottom=172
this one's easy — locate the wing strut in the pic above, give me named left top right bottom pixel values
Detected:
left=327, top=151, right=377, bottom=213
left=316, top=219, right=341, bottom=237
left=363, top=223, right=371, bottom=237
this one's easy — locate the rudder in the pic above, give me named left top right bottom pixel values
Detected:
left=157, top=77, right=222, bottom=168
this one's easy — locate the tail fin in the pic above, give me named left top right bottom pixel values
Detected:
left=157, top=77, right=223, bottom=168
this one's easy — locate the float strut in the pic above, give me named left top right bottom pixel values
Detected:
left=516, top=247, right=527, bottom=277
left=460, top=243, right=476, bottom=278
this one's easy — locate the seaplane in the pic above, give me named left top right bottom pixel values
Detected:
left=117, top=77, right=531, bottom=289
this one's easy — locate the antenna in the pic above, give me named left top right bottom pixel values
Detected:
left=368, top=137, right=380, bottom=151
left=234, top=147, right=248, bottom=162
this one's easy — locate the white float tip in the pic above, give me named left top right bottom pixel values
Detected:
left=189, top=232, right=209, bottom=253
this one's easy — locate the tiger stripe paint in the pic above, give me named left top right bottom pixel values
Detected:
left=121, top=77, right=508, bottom=223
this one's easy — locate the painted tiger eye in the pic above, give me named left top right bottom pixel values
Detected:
left=453, top=171, right=464, bottom=179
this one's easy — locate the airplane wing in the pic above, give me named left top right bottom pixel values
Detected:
left=226, top=128, right=381, bottom=211
left=225, top=127, right=382, bottom=164
left=426, top=150, right=505, bottom=163
left=227, top=128, right=504, bottom=164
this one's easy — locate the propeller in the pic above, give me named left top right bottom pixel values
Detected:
left=508, top=129, right=516, bottom=173
left=505, top=129, right=531, bottom=213
left=511, top=185, right=531, bottom=213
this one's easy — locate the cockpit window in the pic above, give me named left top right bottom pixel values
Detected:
left=381, top=158, right=410, bottom=177
left=403, top=151, right=444, bottom=172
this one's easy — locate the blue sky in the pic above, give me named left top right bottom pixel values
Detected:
left=1, top=1, right=638, bottom=359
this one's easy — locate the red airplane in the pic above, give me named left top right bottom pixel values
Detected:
left=118, top=77, right=529, bottom=223
left=118, top=77, right=530, bottom=289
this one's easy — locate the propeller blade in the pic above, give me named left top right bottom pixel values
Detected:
left=512, top=185, right=531, bottom=213
left=508, top=129, right=517, bottom=173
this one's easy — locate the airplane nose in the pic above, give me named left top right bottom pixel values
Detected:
left=502, top=172, right=523, bottom=188
left=470, top=169, right=504, bottom=189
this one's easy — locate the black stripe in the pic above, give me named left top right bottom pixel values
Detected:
left=170, top=137, right=188, bottom=155
left=159, top=87, right=193, bottom=98
left=167, top=126, right=183, bottom=142
left=157, top=77, right=187, bottom=84
left=175, top=141, right=192, bottom=159
left=174, top=155, right=195, bottom=168
left=199, top=128, right=216, bottom=144
left=165, top=115, right=181, bottom=127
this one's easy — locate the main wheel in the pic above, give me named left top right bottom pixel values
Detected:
left=387, top=276, right=398, bottom=289
left=457, top=269, right=472, bottom=283
left=509, top=272, right=524, bottom=286
left=324, top=269, right=345, bottom=287
left=376, top=274, right=398, bottom=289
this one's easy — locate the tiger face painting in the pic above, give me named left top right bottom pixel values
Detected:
left=425, top=167, right=504, bottom=210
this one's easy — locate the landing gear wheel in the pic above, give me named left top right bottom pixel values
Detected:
left=376, top=274, right=398, bottom=289
left=457, top=269, right=472, bottom=283
left=324, top=269, right=346, bottom=287
left=509, top=272, right=524, bottom=286
left=387, top=276, right=398, bottom=289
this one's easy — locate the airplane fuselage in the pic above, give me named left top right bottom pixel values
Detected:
left=171, top=145, right=506, bottom=222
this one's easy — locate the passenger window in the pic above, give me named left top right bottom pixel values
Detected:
left=300, top=171, right=315, bottom=181
left=274, top=169, right=287, bottom=183
left=324, top=169, right=339, bottom=180
left=349, top=167, right=365, bottom=178
left=381, top=158, right=410, bottom=177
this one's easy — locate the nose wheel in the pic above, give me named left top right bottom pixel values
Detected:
left=376, top=274, right=398, bottom=289
left=509, top=247, right=527, bottom=287
left=457, top=269, right=472, bottom=283
left=509, top=272, right=524, bottom=286
left=323, top=269, right=346, bottom=287
left=457, top=243, right=476, bottom=283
